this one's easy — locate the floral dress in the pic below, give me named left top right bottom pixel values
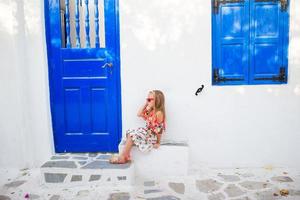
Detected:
left=125, top=108, right=166, bottom=152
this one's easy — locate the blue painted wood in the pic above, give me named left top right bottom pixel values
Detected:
left=212, top=0, right=290, bottom=85
left=84, top=0, right=91, bottom=47
left=282, top=0, right=290, bottom=82
left=94, top=0, right=100, bottom=48
left=65, top=0, right=71, bottom=48
left=249, top=0, right=288, bottom=84
left=44, top=0, right=122, bottom=152
left=212, top=0, right=250, bottom=85
left=75, top=0, right=80, bottom=48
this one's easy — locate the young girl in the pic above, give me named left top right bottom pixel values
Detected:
left=109, top=90, right=166, bottom=164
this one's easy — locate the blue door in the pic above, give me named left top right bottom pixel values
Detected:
left=45, top=0, right=122, bottom=152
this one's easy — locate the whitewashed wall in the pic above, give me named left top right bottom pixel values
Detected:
left=0, top=0, right=53, bottom=168
left=0, top=0, right=299, bottom=169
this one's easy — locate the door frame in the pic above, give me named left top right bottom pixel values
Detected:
left=44, top=0, right=122, bottom=152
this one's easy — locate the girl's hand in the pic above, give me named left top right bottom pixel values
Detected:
left=146, top=105, right=151, bottom=111
left=144, top=100, right=149, bottom=106
left=138, top=102, right=149, bottom=117
left=153, top=143, right=160, bottom=149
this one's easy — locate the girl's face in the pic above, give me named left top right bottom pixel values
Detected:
left=147, top=92, right=155, bottom=108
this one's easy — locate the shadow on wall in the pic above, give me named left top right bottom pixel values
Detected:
left=0, top=0, right=42, bottom=38
left=120, top=0, right=207, bottom=51
left=24, top=1, right=42, bottom=35
left=0, top=1, right=18, bottom=35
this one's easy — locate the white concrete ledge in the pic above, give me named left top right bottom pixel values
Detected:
left=119, top=139, right=189, bottom=180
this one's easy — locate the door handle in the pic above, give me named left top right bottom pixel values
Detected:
left=101, top=62, right=113, bottom=68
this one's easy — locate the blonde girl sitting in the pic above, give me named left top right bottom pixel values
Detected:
left=109, top=90, right=166, bottom=164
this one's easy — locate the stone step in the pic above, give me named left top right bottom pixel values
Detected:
left=119, top=139, right=189, bottom=180
left=40, top=153, right=135, bottom=188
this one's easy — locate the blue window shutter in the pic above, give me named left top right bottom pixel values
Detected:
left=249, top=0, right=289, bottom=84
left=212, top=0, right=289, bottom=85
left=212, top=0, right=250, bottom=85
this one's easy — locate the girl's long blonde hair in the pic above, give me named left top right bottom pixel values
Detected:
left=150, top=90, right=166, bottom=124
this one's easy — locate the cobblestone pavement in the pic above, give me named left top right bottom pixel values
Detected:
left=1, top=165, right=300, bottom=200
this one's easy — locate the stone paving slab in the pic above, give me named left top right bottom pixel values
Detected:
left=96, top=154, right=112, bottom=160
left=253, top=188, right=283, bottom=200
left=144, top=189, right=163, bottom=194
left=196, top=178, right=223, bottom=193
left=107, top=192, right=130, bottom=200
left=89, top=175, right=101, bottom=182
left=88, top=153, right=99, bottom=157
left=0, top=195, right=11, bottom=200
left=41, top=161, right=77, bottom=169
left=224, top=184, right=246, bottom=198
left=239, top=180, right=273, bottom=190
left=168, top=182, right=185, bottom=194
left=49, top=194, right=60, bottom=200
left=207, top=192, right=226, bottom=200
left=144, top=181, right=156, bottom=187
left=81, top=160, right=131, bottom=169
left=146, top=195, right=180, bottom=200
left=50, top=156, right=70, bottom=160
left=217, top=174, right=240, bottom=182
left=3, top=181, right=26, bottom=188
left=72, top=156, right=89, bottom=160
left=44, top=173, right=67, bottom=183
left=271, top=176, right=294, bottom=182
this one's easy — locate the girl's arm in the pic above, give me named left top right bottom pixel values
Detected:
left=137, top=102, right=148, bottom=118
left=154, top=111, right=164, bottom=144
left=156, top=133, right=162, bottom=144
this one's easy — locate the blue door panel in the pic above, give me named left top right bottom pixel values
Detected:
left=63, top=59, right=107, bottom=77
left=56, top=135, right=116, bottom=152
left=91, top=88, right=108, bottom=133
left=45, top=0, right=122, bottom=153
left=64, top=88, right=81, bottom=133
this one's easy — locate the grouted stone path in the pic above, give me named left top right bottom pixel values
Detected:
left=40, top=153, right=133, bottom=186
left=1, top=162, right=300, bottom=199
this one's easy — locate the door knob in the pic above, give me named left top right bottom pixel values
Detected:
left=101, top=62, right=113, bottom=68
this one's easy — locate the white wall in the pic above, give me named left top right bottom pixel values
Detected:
left=0, top=0, right=53, bottom=168
left=0, top=0, right=299, bottom=169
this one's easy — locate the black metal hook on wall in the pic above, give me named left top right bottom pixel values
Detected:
left=195, top=85, right=204, bottom=96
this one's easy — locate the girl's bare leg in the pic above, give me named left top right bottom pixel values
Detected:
left=109, top=135, right=134, bottom=163
left=120, top=134, right=134, bottom=160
